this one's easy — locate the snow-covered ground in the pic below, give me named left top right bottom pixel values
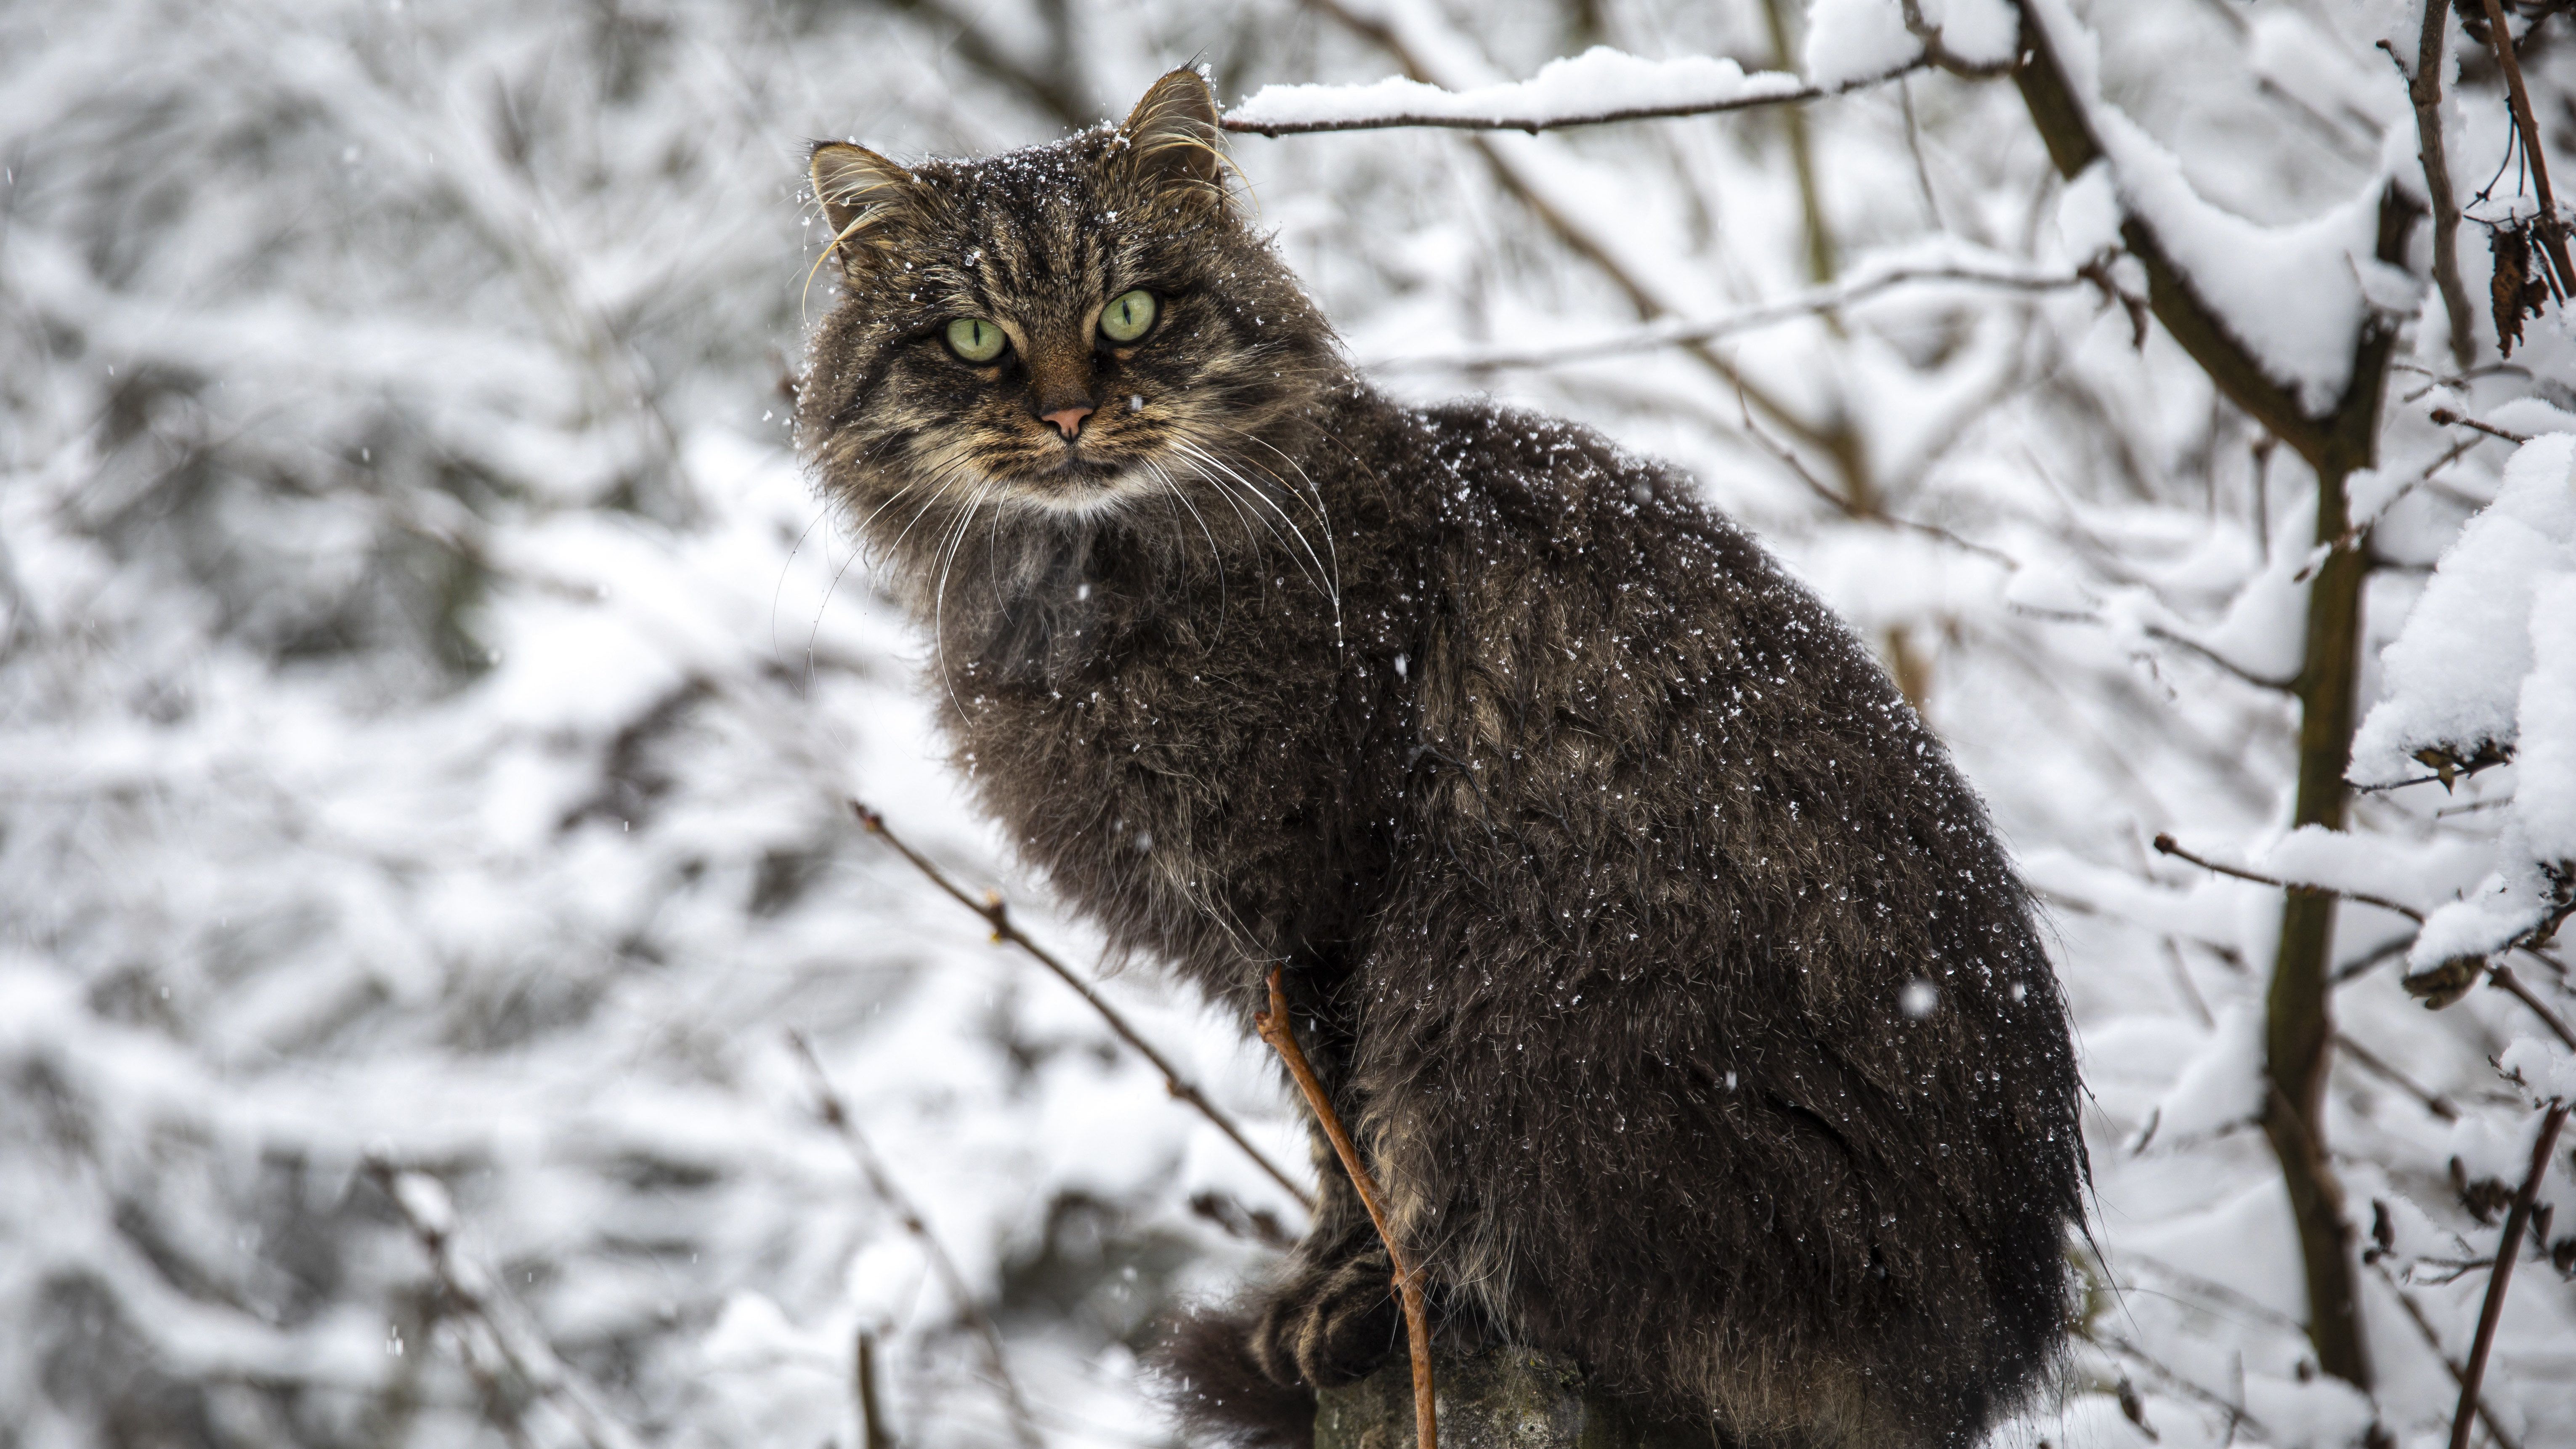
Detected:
left=2, top=1, right=2571, bottom=1446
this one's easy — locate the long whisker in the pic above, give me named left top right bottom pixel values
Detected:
left=1151, top=458, right=1230, bottom=633
left=1188, top=466, right=1296, bottom=613
left=772, top=506, right=834, bottom=670
left=1225, top=426, right=1344, bottom=643
left=1171, top=437, right=1336, bottom=619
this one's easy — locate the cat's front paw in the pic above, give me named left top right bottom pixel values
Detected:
left=1248, top=1247, right=1402, bottom=1390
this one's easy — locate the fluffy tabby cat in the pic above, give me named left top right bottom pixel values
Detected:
left=798, top=69, right=2085, bottom=1449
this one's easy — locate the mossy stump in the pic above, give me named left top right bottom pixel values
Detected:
left=1313, top=1347, right=1698, bottom=1449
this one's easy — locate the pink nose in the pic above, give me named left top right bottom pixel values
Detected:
left=1043, top=405, right=1094, bottom=439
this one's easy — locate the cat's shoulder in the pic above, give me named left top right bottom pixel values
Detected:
left=1392, top=396, right=1765, bottom=572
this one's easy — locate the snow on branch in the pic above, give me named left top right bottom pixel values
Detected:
left=1222, top=47, right=1869, bottom=136
left=1222, top=0, right=2026, bottom=136
left=2016, top=0, right=2411, bottom=464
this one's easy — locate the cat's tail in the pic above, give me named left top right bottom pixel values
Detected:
left=1145, top=1297, right=1315, bottom=1448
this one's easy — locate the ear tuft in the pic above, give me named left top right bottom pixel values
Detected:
left=1120, top=69, right=1228, bottom=204
left=810, top=142, right=920, bottom=272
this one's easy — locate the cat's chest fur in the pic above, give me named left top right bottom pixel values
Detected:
left=935, top=536, right=1412, bottom=985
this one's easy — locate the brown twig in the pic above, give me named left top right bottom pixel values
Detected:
left=2087, top=1329, right=2268, bottom=1441
left=1253, top=966, right=1436, bottom=1448
left=2475, top=0, right=2576, bottom=297
left=855, top=1327, right=893, bottom=1449
left=2401, top=3, right=2478, bottom=367
left=2449, top=1099, right=2570, bottom=1449
left=784, top=1030, right=1044, bottom=1449
left=2369, top=1259, right=2523, bottom=1449
left=2336, top=1032, right=2461, bottom=1119
left=2428, top=406, right=2534, bottom=444
left=2488, top=965, right=2576, bottom=1051
left=849, top=800, right=1312, bottom=1209
left=364, top=1161, right=647, bottom=1449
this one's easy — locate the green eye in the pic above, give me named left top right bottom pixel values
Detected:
left=945, top=317, right=1006, bottom=363
left=1099, top=290, right=1158, bottom=343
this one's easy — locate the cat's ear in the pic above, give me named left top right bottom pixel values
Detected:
left=810, top=142, right=922, bottom=273
left=1119, top=69, right=1230, bottom=208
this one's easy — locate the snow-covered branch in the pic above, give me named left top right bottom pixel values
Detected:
left=1223, top=46, right=1902, bottom=136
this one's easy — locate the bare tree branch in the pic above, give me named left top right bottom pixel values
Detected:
left=1367, top=262, right=2085, bottom=373
left=883, top=0, right=1091, bottom=130
left=2335, top=1031, right=2460, bottom=1119
left=2397, top=3, right=2480, bottom=368
left=1285, top=0, right=1865, bottom=497
left=848, top=801, right=1313, bottom=1209
left=2427, top=406, right=2534, bottom=443
left=2450, top=1100, right=2570, bottom=1449
left=2151, top=836, right=2576, bottom=1049
left=2369, top=1258, right=2523, bottom=1449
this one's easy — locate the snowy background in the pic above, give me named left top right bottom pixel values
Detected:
left=3, top=0, right=2574, bottom=1446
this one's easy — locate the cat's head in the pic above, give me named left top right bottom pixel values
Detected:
left=797, top=70, right=1339, bottom=556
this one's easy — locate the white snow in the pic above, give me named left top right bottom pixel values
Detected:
left=2499, top=1038, right=2576, bottom=1102
left=1802, top=0, right=1921, bottom=89
left=1227, top=47, right=1809, bottom=133
left=2144, top=1003, right=2265, bottom=1144
left=2093, top=109, right=2395, bottom=415
left=2353, top=432, right=2576, bottom=784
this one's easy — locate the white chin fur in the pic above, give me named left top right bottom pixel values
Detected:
left=999, top=468, right=1154, bottom=521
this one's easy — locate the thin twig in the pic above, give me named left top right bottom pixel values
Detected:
left=364, top=1162, right=648, bottom=1449
left=849, top=800, right=1312, bottom=1208
left=785, top=1031, right=1044, bottom=1449
left=2428, top=406, right=2533, bottom=444
left=2475, top=0, right=2576, bottom=296
left=2151, top=833, right=2425, bottom=922
left=1254, top=966, right=1436, bottom=1448
left=2372, top=1259, right=2524, bottom=1449
left=2335, top=1031, right=2460, bottom=1119
left=2088, top=1329, right=2268, bottom=1441
left=1368, top=262, right=2084, bottom=373
left=1733, top=382, right=2019, bottom=566
left=2450, top=1099, right=2570, bottom=1449
left=2488, top=965, right=2576, bottom=1051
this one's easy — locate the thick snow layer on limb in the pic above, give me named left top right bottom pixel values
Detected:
left=2024, top=0, right=2413, bottom=415
left=2352, top=433, right=2576, bottom=785
left=2402, top=572, right=2576, bottom=969
left=2093, top=109, right=2396, bottom=414
left=1225, top=47, right=1812, bottom=133
left=2358, top=436, right=2576, bottom=970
